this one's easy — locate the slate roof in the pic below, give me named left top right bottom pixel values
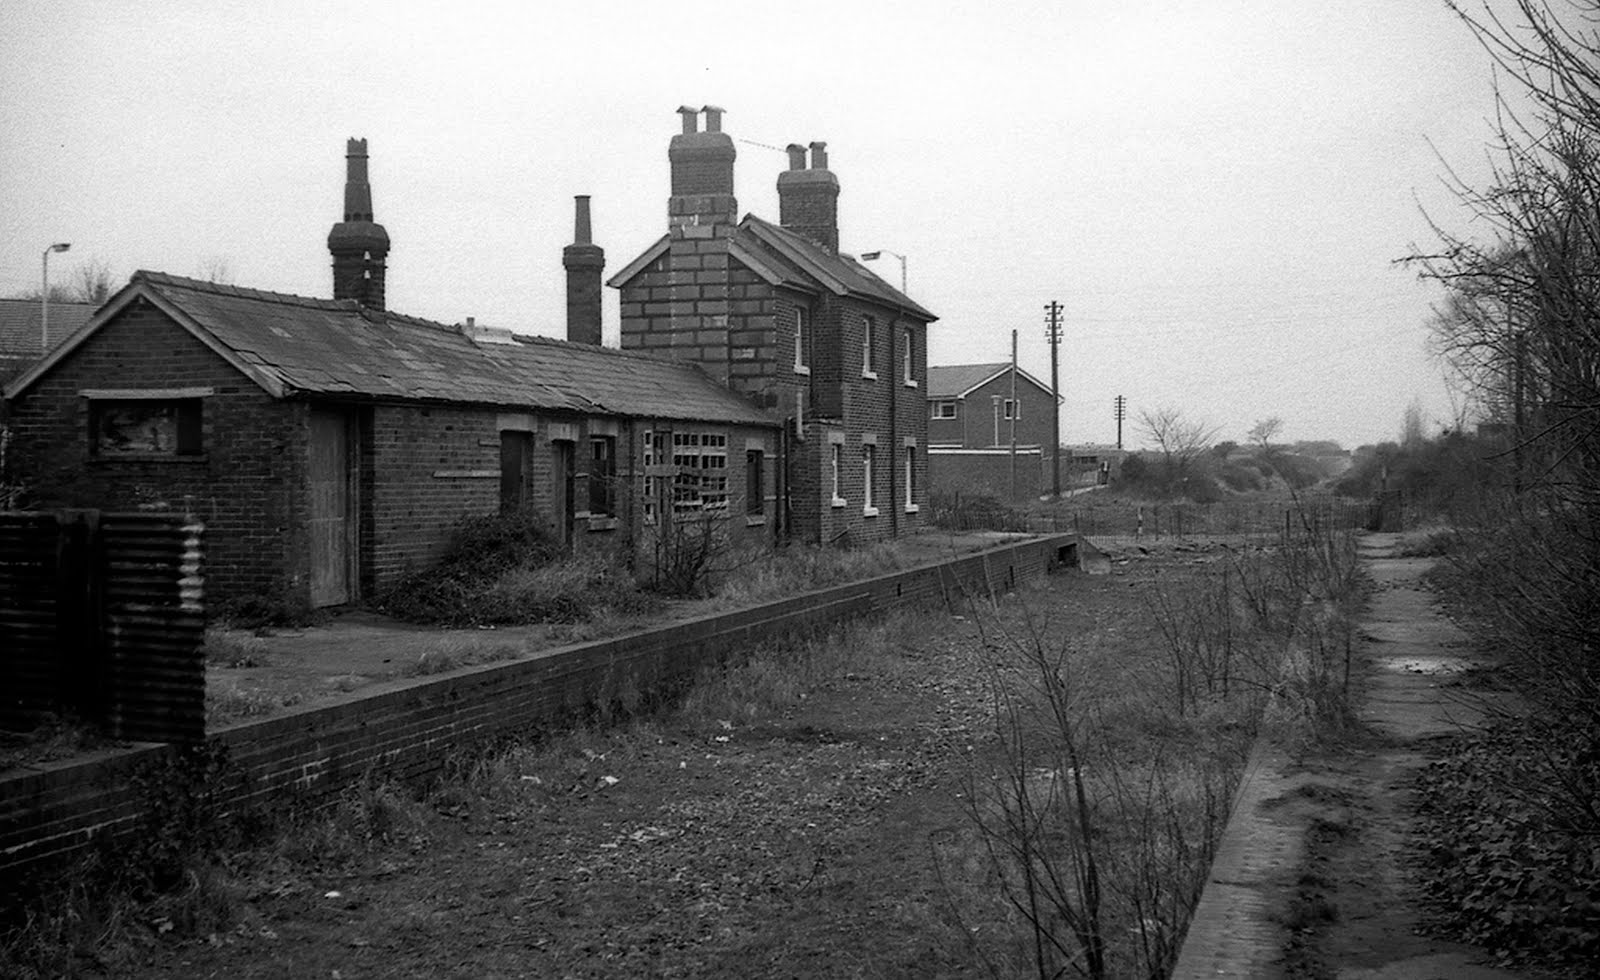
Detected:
left=928, top=362, right=1056, bottom=400
left=0, top=298, right=96, bottom=357
left=608, top=215, right=937, bottom=324
left=6, top=272, right=777, bottom=427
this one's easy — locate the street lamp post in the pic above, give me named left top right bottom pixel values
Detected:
left=41, top=242, right=71, bottom=350
left=859, top=249, right=907, bottom=294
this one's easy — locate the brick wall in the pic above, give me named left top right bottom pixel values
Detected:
left=0, top=534, right=1076, bottom=897
left=928, top=448, right=1045, bottom=502
left=962, top=372, right=1057, bottom=449
left=5, top=305, right=300, bottom=606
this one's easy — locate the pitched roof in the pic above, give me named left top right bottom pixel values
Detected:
left=607, top=215, right=937, bottom=323
left=928, top=362, right=1057, bottom=400
left=5, top=272, right=777, bottom=427
left=0, top=298, right=97, bottom=357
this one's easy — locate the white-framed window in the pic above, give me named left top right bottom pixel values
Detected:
left=794, top=307, right=810, bottom=374
left=643, top=429, right=728, bottom=520
left=642, top=429, right=666, bottom=524
left=1003, top=399, right=1020, bottom=420
left=904, top=444, right=918, bottom=512
left=902, top=327, right=916, bottom=386
left=931, top=401, right=957, bottom=420
left=862, top=315, right=877, bottom=378
left=672, top=431, right=728, bottom=513
left=862, top=443, right=877, bottom=515
left=830, top=443, right=845, bottom=507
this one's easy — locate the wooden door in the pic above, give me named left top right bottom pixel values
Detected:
left=309, top=407, right=354, bottom=607
left=551, top=439, right=575, bottom=545
left=500, top=431, right=532, bottom=513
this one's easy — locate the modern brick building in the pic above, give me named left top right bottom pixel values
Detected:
left=609, top=107, right=937, bottom=545
left=3, top=140, right=780, bottom=610
left=926, top=362, right=1061, bottom=501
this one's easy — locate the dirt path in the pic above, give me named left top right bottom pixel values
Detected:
left=1177, top=532, right=1536, bottom=979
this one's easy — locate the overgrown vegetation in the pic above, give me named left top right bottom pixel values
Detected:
left=1385, top=2, right=1600, bottom=971
left=952, top=514, right=1362, bottom=977
left=5, top=535, right=1353, bottom=979
left=372, top=511, right=658, bottom=627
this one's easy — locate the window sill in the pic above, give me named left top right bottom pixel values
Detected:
left=861, top=370, right=878, bottom=381
left=831, top=497, right=847, bottom=509
left=862, top=506, right=879, bottom=518
left=904, top=503, right=921, bottom=514
left=744, top=515, right=767, bottom=527
left=904, top=379, right=919, bottom=389
left=587, top=516, right=619, bottom=532
left=794, top=364, right=811, bottom=376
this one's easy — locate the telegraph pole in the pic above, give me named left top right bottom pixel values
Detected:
left=1044, top=300, right=1063, bottom=498
left=1114, top=394, right=1127, bottom=450
left=1010, top=328, right=1019, bottom=501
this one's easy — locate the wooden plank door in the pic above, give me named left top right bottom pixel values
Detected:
left=500, top=431, right=532, bottom=513
left=309, top=407, right=354, bottom=607
left=551, top=439, right=575, bottom=545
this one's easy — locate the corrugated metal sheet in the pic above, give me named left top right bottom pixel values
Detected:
left=133, top=272, right=776, bottom=426
left=0, top=511, right=205, bottom=744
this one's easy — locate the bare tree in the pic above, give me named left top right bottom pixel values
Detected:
left=67, top=258, right=115, bottom=304
left=1137, top=407, right=1219, bottom=494
left=196, top=256, right=233, bottom=284
left=1404, top=0, right=1600, bottom=894
left=1247, top=417, right=1284, bottom=458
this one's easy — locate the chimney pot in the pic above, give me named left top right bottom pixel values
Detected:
left=703, top=105, right=725, bottom=132
left=563, top=195, right=605, bottom=346
left=785, top=143, right=807, bottom=171
left=677, top=105, right=699, bottom=134
left=809, top=140, right=829, bottom=171
left=573, top=195, right=592, bottom=245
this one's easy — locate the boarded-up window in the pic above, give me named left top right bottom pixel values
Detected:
left=90, top=399, right=202, bottom=456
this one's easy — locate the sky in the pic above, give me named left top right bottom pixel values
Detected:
left=1, top=0, right=1516, bottom=449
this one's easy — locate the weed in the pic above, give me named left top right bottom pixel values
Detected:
left=0, top=712, right=114, bottom=772
left=400, top=638, right=524, bottom=678
left=206, top=684, right=301, bottom=725
left=202, top=628, right=271, bottom=668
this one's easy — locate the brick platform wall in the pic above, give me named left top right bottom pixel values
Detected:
left=0, top=534, right=1076, bottom=896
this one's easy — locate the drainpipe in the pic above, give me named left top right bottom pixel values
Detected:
left=889, top=317, right=898, bottom=537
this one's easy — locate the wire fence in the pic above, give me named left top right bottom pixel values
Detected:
left=928, top=490, right=1414, bottom=540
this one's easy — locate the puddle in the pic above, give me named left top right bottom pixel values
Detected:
left=1376, top=655, right=1482, bottom=676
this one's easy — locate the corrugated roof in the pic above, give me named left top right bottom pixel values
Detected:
left=928, top=362, right=1057, bottom=400
left=0, top=298, right=96, bottom=357
left=9, top=272, right=777, bottom=427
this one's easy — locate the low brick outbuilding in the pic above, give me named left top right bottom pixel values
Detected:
left=2, top=271, right=778, bottom=609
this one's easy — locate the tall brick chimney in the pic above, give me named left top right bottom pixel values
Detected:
left=777, top=140, right=839, bottom=254
left=668, top=104, right=737, bottom=233
left=563, top=195, right=604, bottom=346
left=327, top=138, right=390, bottom=310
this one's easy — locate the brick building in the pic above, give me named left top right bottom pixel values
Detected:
left=609, top=107, right=937, bottom=544
left=926, top=362, right=1061, bottom=501
left=3, top=140, right=779, bottom=610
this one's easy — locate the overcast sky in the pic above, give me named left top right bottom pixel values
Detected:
left=2, top=0, right=1511, bottom=449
